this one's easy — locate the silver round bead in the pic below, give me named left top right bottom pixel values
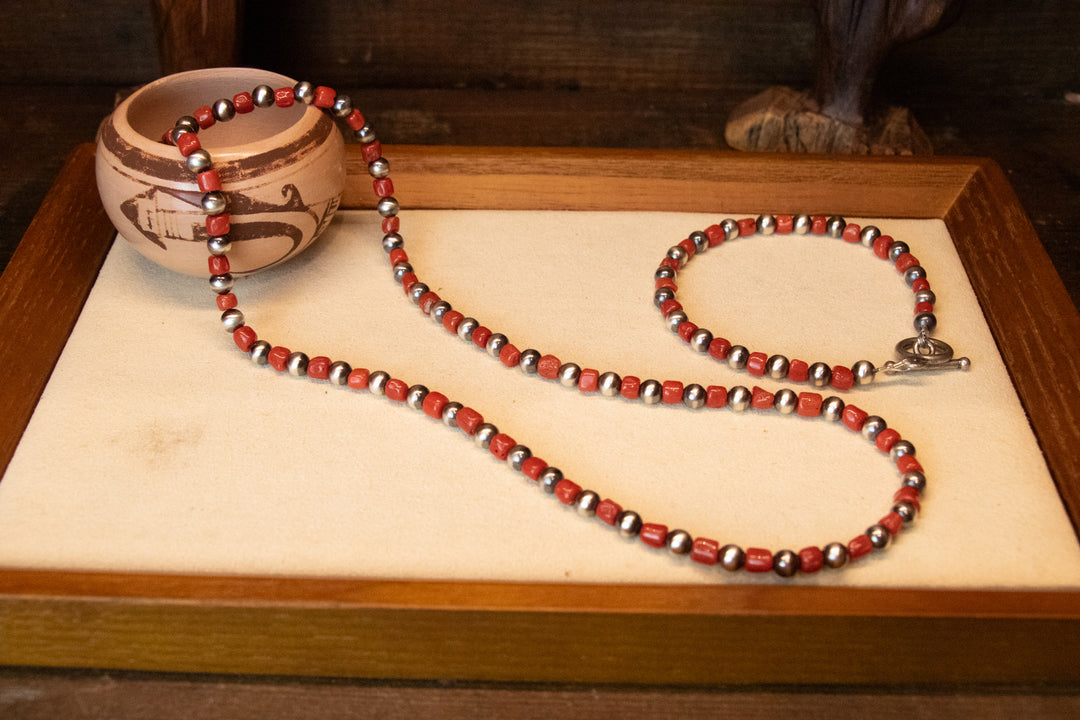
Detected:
left=823, top=542, right=848, bottom=569
left=392, top=261, right=413, bottom=283
left=892, top=500, right=918, bottom=523
left=655, top=265, right=676, bottom=280
left=369, top=157, right=390, bottom=179
left=719, top=544, right=745, bottom=571
left=408, top=282, right=429, bottom=305
left=252, top=84, right=275, bottom=107
left=377, top=197, right=399, bottom=217
left=852, top=360, right=876, bottom=386
left=382, top=232, right=404, bottom=253
left=859, top=225, right=881, bottom=247
left=890, top=440, right=916, bottom=462
left=430, top=300, right=452, bottom=324
left=861, top=415, right=887, bottom=441
left=474, top=423, right=498, bottom=449
left=575, top=490, right=601, bottom=517
left=667, top=530, right=693, bottom=556
left=539, top=467, right=563, bottom=494
left=756, top=214, right=777, bottom=235
left=356, top=124, right=377, bottom=143
left=331, top=94, right=353, bottom=118
left=598, top=372, right=622, bottom=397
left=174, top=115, right=199, bottom=134
left=727, top=345, right=749, bottom=370
left=683, top=384, right=707, bottom=409
left=901, top=470, right=927, bottom=493
left=405, top=384, right=429, bottom=410
left=328, top=360, right=352, bottom=386
left=773, top=549, right=800, bottom=577
left=368, top=370, right=390, bottom=395
left=914, top=312, right=937, bottom=333
left=822, top=396, right=846, bottom=422
left=558, top=363, right=582, bottom=387
left=904, top=266, right=927, bottom=286
left=616, top=510, right=643, bottom=538
left=808, top=362, right=832, bottom=387
left=826, top=216, right=846, bottom=238
left=766, top=354, right=790, bottom=379
left=221, top=308, right=245, bottom=332
left=689, top=230, right=710, bottom=254
left=689, top=328, right=713, bottom=353
left=211, top=98, right=236, bottom=122
left=793, top=214, right=812, bottom=234
left=486, top=333, right=509, bottom=358
left=774, top=388, right=798, bottom=414
left=201, top=191, right=227, bottom=215
left=727, top=385, right=752, bottom=411
left=720, top=218, right=739, bottom=241
left=293, top=81, right=315, bottom=104
left=867, top=524, right=891, bottom=549
left=666, top=310, right=688, bottom=333
left=888, top=241, right=910, bottom=263
left=441, top=401, right=463, bottom=428
left=207, top=236, right=231, bottom=255
left=914, top=289, right=936, bottom=305
left=185, top=149, right=212, bottom=173
left=507, top=445, right=532, bottom=471
left=640, top=380, right=662, bottom=405
left=666, top=245, right=688, bottom=264
left=457, top=317, right=480, bottom=342
left=654, top=286, right=676, bottom=308
left=249, top=340, right=272, bottom=365
left=209, top=274, right=234, bottom=293
left=286, top=351, right=309, bottom=377
left=519, top=349, right=541, bottom=374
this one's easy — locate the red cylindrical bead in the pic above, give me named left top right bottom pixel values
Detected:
left=400, top=272, right=417, bottom=291
left=373, top=178, right=395, bottom=197
left=419, top=291, right=441, bottom=315
left=915, top=301, right=934, bottom=314
left=347, top=368, right=370, bottom=390
left=660, top=256, right=680, bottom=270
left=660, top=299, right=682, bottom=317
left=193, top=105, right=215, bottom=129
left=708, top=337, right=732, bottom=360
left=422, top=391, right=449, bottom=419
left=206, top=214, right=230, bottom=236
left=620, top=376, right=641, bottom=399
left=472, top=325, right=493, bottom=349
left=895, top=253, right=920, bottom=272
left=677, top=321, right=698, bottom=342
left=216, top=293, right=238, bottom=311
left=842, top=404, right=868, bottom=431
left=897, top=455, right=924, bottom=473
left=208, top=255, right=230, bottom=275
left=848, top=535, right=873, bottom=560
left=313, top=86, right=336, bottom=108
left=705, top=224, right=725, bottom=246
left=798, top=546, right=823, bottom=574
left=737, top=218, right=756, bottom=236
left=746, top=352, right=767, bottom=377
left=268, top=346, right=291, bottom=372
left=706, top=385, right=727, bottom=408
left=554, top=479, right=582, bottom=505
left=842, top=223, right=861, bottom=243
left=233, top=326, right=257, bottom=352
left=537, top=354, right=561, bottom=379
left=788, top=359, right=809, bottom=382
left=521, top=456, right=547, bottom=481
left=875, top=428, right=901, bottom=453
left=640, top=523, right=669, bottom=548
left=596, top=499, right=622, bottom=525
left=308, top=356, right=331, bottom=380
left=197, top=169, right=221, bottom=192
left=751, top=386, right=774, bottom=409
left=745, top=547, right=773, bottom=572
left=456, top=407, right=483, bottom=435
left=873, top=235, right=894, bottom=259
left=384, top=378, right=408, bottom=402
left=361, top=140, right=383, bottom=163
left=176, top=132, right=200, bottom=156
left=233, top=92, right=254, bottom=113
left=894, top=485, right=922, bottom=510
left=389, top=247, right=408, bottom=265
left=500, top=344, right=521, bottom=367
left=579, top=368, right=599, bottom=392
left=655, top=277, right=678, bottom=292
left=911, top=278, right=931, bottom=293
left=811, top=216, right=828, bottom=234
left=662, top=380, right=684, bottom=404
left=797, top=392, right=823, bottom=417
left=831, top=365, right=854, bottom=390
left=383, top=216, right=401, bottom=234
left=880, top=511, right=904, bottom=535
left=691, top=537, right=720, bottom=565
left=776, top=215, right=794, bottom=234
left=345, top=109, right=366, bottom=130
left=489, top=433, right=516, bottom=461
left=678, top=238, right=696, bottom=257
left=274, top=87, right=294, bottom=107
left=443, top=310, right=464, bottom=333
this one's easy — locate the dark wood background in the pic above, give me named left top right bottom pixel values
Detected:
left=1, top=0, right=1078, bottom=716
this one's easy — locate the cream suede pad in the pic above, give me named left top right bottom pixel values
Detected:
left=2, top=210, right=1078, bottom=588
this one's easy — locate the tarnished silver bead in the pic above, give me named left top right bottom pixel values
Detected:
left=888, top=241, right=910, bottom=263
left=474, top=423, right=498, bottom=449
left=221, top=308, right=245, bottom=332
left=823, top=542, right=848, bottom=568
left=430, top=300, right=452, bottom=324
left=822, top=396, right=846, bottom=421
left=368, top=157, right=390, bottom=179
left=808, top=362, right=832, bottom=387
left=252, top=84, right=275, bottom=107
left=640, top=379, right=663, bottom=404
left=539, top=467, right=563, bottom=494
left=766, top=354, right=790, bottom=379
left=249, top=340, right=272, bottom=365
left=689, top=230, right=710, bottom=254
left=331, top=94, right=353, bottom=118
left=826, top=216, right=846, bottom=238
left=774, top=388, right=798, bottom=414
left=186, top=149, right=212, bottom=173
left=727, top=385, right=752, bottom=411
left=392, top=261, right=413, bottom=283
left=852, top=360, right=876, bottom=386
left=286, top=351, right=309, bottom=377
left=356, top=124, right=377, bottom=144
left=408, top=282, right=428, bottom=305
left=655, top=265, right=676, bottom=281
left=575, top=490, right=601, bottom=517
left=861, top=415, right=887, bottom=441
left=293, top=81, right=315, bottom=104
left=207, top=236, right=231, bottom=255
left=773, top=549, right=800, bottom=577
left=719, top=544, right=745, bottom=571
left=666, top=245, right=688, bottom=264
left=904, top=266, right=926, bottom=286
left=616, top=510, right=643, bottom=538
left=457, top=317, right=480, bottom=342
left=867, top=524, right=891, bottom=549
left=666, top=310, right=688, bottom=333
left=441, top=401, right=464, bottom=427
left=720, top=218, right=739, bottom=241
left=890, top=440, right=916, bottom=461
left=211, top=98, right=236, bottom=122
left=377, top=196, right=399, bottom=217
left=727, top=345, right=749, bottom=370
left=914, top=289, right=936, bottom=305
left=368, top=370, right=390, bottom=395
left=558, top=362, right=582, bottom=387
left=486, top=333, right=509, bottom=357
left=654, top=286, right=676, bottom=308
left=860, top=225, right=881, bottom=247
left=689, top=328, right=713, bottom=353
left=892, top=500, right=918, bottom=523
left=405, top=384, right=429, bottom=410
left=382, top=232, right=404, bottom=253
left=598, top=372, right=622, bottom=397
left=667, top=530, right=693, bottom=556
left=901, top=470, right=927, bottom=492
left=507, top=445, right=532, bottom=471
left=519, top=349, right=541, bottom=374
left=201, top=191, right=227, bottom=215
left=914, top=311, right=936, bottom=333
left=209, top=273, right=234, bottom=293
left=793, top=214, right=813, bottom=234
left=756, top=214, right=777, bottom=235
left=174, top=115, right=199, bottom=134
left=328, top=360, right=352, bottom=386
left=683, top=384, right=707, bottom=409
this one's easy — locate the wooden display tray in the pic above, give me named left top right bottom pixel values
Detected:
left=1, top=144, right=1078, bottom=686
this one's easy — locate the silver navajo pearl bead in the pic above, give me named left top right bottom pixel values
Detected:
left=773, top=549, right=800, bottom=577
left=405, top=385, right=429, bottom=410
left=826, top=216, right=846, bottom=238
left=808, top=362, right=832, bottom=387
left=860, top=225, right=881, bottom=247
left=654, top=286, right=676, bottom=308
left=690, top=230, right=710, bottom=254
left=904, top=266, right=927, bottom=287
left=186, top=149, right=212, bottom=173
left=558, top=363, right=582, bottom=387
left=368, top=371, right=390, bottom=395
left=519, top=349, right=541, bottom=375
left=211, top=98, right=236, bottom=122
left=727, top=345, right=749, bottom=370
left=486, top=333, right=509, bottom=358
left=207, top=236, right=231, bottom=255
left=890, top=440, right=916, bottom=462
left=639, top=380, right=663, bottom=405
left=915, top=289, right=937, bottom=305
left=719, top=544, right=746, bottom=571
left=901, top=470, right=927, bottom=493
left=598, top=372, right=622, bottom=397
left=408, top=282, right=428, bottom=305
left=174, top=115, right=199, bottom=135
left=331, top=94, right=353, bottom=118
left=382, top=232, right=404, bottom=253
left=616, top=510, right=643, bottom=538
left=392, top=262, right=412, bottom=283
left=655, top=265, right=676, bottom=280
left=293, top=81, right=315, bottom=104
left=441, top=401, right=463, bottom=428
left=756, top=214, right=777, bottom=235
left=474, top=423, right=498, bottom=450
left=822, top=396, right=846, bottom=422
left=774, top=388, right=798, bottom=414
left=720, top=218, right=739, bottom=241
left=823, top=542, right=849, bottom=569
left=852, top=360, right=876, bottom=386
left=667, top=245, right=688, bottom=265
left=575, top=490, right=601, bottom=517
left=286, top=351, right=309, bottom=377
left=914, top=311, right=937, bottom=333
left=507, top=445, right=532, bottom=471
left=539, top=467, right=563, bottom=494
left=221, top=308, right=245, bottom=332
left=252, top=84, right=275, bottom=107
left=727, top=386, right=752, bottom=411
left=369, top=158, right=390, bottom=179
left=867, top=524, right=892, bottom=549
left=683, top=384, right=707, bottom=409
left=862, top=415, right=887, bottom=441
left=666, top=310, right=688, bottom=333
left=667, top=530, right=693, bottom=556
left=249, top=340, right=272, bottom=365
left=793, top=214, right=813, bottom=234
left=888, top=241, right=910, bottom=263
left=893, top=500, right=918, bottom=523
left=689, top=328, right=713, bottom=353
left=430, top=300, right=452, bottom=324
left=457, top=317, right=480, bottom=342
left=356, top=124, right=377, bottom=143
left=201, top=191, right=227, bottom=215
left=209, top=274, right=234, bottom=293
left=766, top=354, right=790, bottom=379
left=377, top=196, right=399, bottom=217
left=328, top=361, right=352, bottom=386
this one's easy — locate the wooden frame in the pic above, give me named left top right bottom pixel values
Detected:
left=1, top=144, right=1078, bottom=685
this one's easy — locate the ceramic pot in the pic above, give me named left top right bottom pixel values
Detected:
left=96, top=68, right=346, bottom=276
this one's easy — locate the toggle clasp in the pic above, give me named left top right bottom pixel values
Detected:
left=878, top=336, right=971, bottom=375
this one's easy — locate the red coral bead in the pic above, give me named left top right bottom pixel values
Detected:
left=797, top=392, right=823, bottom=417
left=274, top=87, right=294, bottom=107
left=745, top=547, right=773, bottom=572
left=206, top=214, right=230, bottom=236
left=875, top=428, right=901, bottom=453
left=596, top=499, right=622, bottom=525
left=537, top=354, right=561, bottom=379
left=216, top=293, right=237, bottom=311
left=361, top=140, right=383, bottom=163
left=894, top=486, right=922, bottom=511
left=911, top=278, right=931, bottom=293
left=880, top=511, right=904, bottom=535
left=678, top=238, right=697, bottom=257
left=897, top=455, right=924, bottom=473
left=456, top=407, right=483, bottom=435
left=489, top=433, right=516, bottom=461
left=776, top=215, right=794, bottom=233
left=660, top=256, right=680, bottom=270
left=706, top=385, right=727, bottom=408
left=848, top=535, right=873, bottom=560
left=419, top=292, right=441, bottom=315
left=500, top=344, right=521, bottom=367
left=347, top=368, right=370, bottom=390
left=422, top=391, right=449, bottom=419
left=737, top=218, right=756, bottom=236
left=662, top=380, right=684, bottom=404
left=811, top=215, right=828, bottom=234
left=313, top=85, right=336, bottom=108
left=268, top=346, right=291, bottom=372
left=746, top=352, right=767, bottom=377
left=873, top=235, right=894, bottom=259
left=788, top=359, right=809, bottom=382
left=400, top=272, right=417, bottom=292
left=373, top=178, right=395, bottom=197
left=521, top=457, right=547, bottom=481
left=620, top=376, right=641, bottom=399
left=708, top=337, right=732, bottom=360
left=555, top=479, right=582, bottom=505
left=915, top=301, right=934, bottom=314
left=640, top=523, right=669, bottom=548
left=443, top=310, right=464, bottom=333
left=579, top=368, right=599, bottom=392
left=751, top=386, right=774, bottom=409
left=388, top=247, right=408, bottom=265
left=383, top=216, right=401, bottom=234
left=660, top=299, right=682, bottom=317
left=472, top=326, right=493, bottom=349
left=799, top=546, right=824, bottom=573
left=345, top=109, right=366, bottom=130
left=384, top=378, right=408, bottom=402
left=895, top=253, right=920, bottom=272
left=308, top=356, right=331, bottom=380
left=197, top=169, right=221, bottom=192
left=705, top=224, right=725, bottom=246
left=233, top=92, right=254, bottom=114
left=831, top=365, right=854, bottom=390
left=842, top=223, right=861, bottom=243
left=655, top=277, right=678, bottom=292
left=208, top=255, right=230, bottom=275
left=176, top=132, right=200, bottom=156
left=193, top=105, right=215, bottom=129
left=842, top=404, right=868, bottom=431
left=677, top=321, right=697, bottom=342
left=233, top=326, right=257, bottom=352
left=691, top=537, right=720, bottom=565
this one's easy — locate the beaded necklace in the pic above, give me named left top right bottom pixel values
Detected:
left=165, top=81, right=954, bottom=578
